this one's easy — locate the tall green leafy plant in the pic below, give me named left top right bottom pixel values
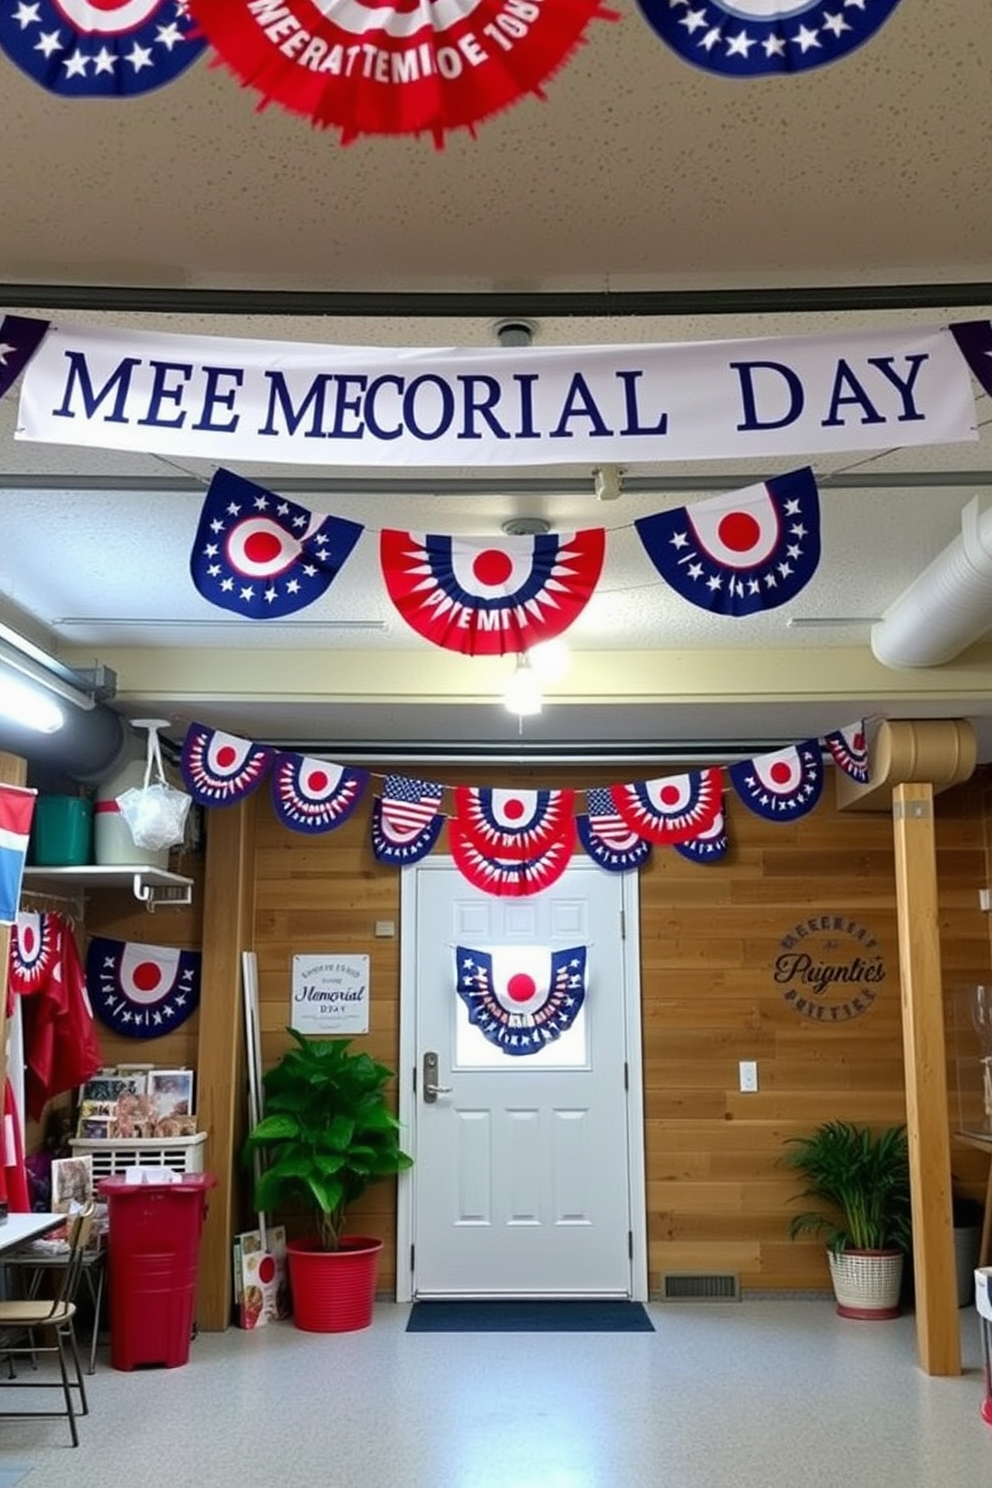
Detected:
left=782, top=1120, right=912, bottom=1254
left=244, top=1031, right=413, bottom=1252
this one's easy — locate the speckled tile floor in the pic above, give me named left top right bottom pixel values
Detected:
left=1, top=1301, right=990, bottom=1487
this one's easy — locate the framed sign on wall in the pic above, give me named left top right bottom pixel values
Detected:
left=291, top=955, right=370, bottom=1036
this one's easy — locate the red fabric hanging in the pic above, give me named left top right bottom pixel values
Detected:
left=10, top=913, right=103, bottom=1122
left=1, top=1078, right=30, bottom=1213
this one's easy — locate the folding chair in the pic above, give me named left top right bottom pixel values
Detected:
left=0, top=1203, right=95, bottom=1446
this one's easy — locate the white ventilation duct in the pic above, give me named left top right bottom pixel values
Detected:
left=871, top=496, right=992, bottom=668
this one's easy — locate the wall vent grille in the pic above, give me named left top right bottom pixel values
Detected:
left=660, top=1273, right=740, bottom=1302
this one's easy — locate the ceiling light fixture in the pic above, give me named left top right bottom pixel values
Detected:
left=0, top=622, right=115, bottom=713
left=502, top=654, right=543, bottom=718
left=0, top=672, right=65, bottom=733
left=501, top=516, right=551, bottom=538
left=527, top=638, right=570, bottom=682
left=494, top=319, right=538, bottom=349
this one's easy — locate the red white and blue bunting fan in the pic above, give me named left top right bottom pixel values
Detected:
left=449, top=821, right=573, bottom=897
left=85, top=936, right=201, bottom=1038
left=181, top=722, right=275, bottom=807
left=729, top=740, right=823, bottom=820
left=634, top=468, right=820, bottom=617
left=271, top=754, right=369, bottom=834
left=0, top=0, right=206, bottom=97
left=190, top=468, right=363, bottom=619
left=0, top=316, right=48, bottom=402
left=454, top=786, right=576, bottom=860
left=380, top=528, right=605, bottom=656
left=370, top=775, right=445, bottom=864
left=610, top=768, right=722, bottom=846
left=454, top=945, right=587, bottom=1055
left=823, top=720, right=870, bottom=784
left=8, top=912, right=61, bottom=995
left=188, top=1, right=618, bottom=144
left=672, top=806, right=729, bottom=863
left=576, top=788, right=652, bottom=873
left=635, top=1, right=905, bottom=78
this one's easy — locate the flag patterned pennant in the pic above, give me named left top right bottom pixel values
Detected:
left=380, top=528, right=605, bottom=656
left=610, top=768, right=722, bottom=846
left=455, top=945, right=587, bottom=1056
left=0, top=783, right=37, bottom=925
left=823, top=720, right=870, bottom=784
left=190, top=468, right=363, bottom=620
left=370, top=775, right=445, bottom=865
left=454, top=786, right=576, bottom=862
left=271, top=754, right=368, bottom=835
left=0, top=0, right=206, bottom=98
left=576, top=788, right=652, bottom=873
left=635, top=1, right=906, bottom=79
left=9, top=911, right=61, bottom=992
left=673, top=807, right=729, bottom=863
left=449, top=821, right=573, bottom=898
left=634, top=468, right=820, bottom=617
left=0, top=316, right=48, bottom=402
left=85, top=936, right=201, bottom=1038
left=729, top=741, right=824, bottom=821
left=181, top=723, right=275, bottom=807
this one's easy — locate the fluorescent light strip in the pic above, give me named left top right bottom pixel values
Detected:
left=0, top=644, right=96, bottom=712
left=0, top=672, right=64, bottom=733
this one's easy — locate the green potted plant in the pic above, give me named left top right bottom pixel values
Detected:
left=782, top=1120, right=912, bottom=1319
left=244, top=1030, right=413, bottom=1333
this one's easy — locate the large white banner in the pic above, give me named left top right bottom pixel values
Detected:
left=15, top=320, right=977, bottom=467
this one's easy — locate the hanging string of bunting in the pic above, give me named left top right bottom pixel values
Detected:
left=187, top=0, right=619, bottom=145
left=177, top=717, right=870, bottom=895
left=0, top=0, right=206, bottom=99
left=454, top=944, right=588, bottom=1054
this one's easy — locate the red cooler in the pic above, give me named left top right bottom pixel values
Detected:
left=100, top=1174, right=216, bottom=1370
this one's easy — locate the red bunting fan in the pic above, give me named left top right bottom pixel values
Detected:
left=188, top=0, right=618, bottom=144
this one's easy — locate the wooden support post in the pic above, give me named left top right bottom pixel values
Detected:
left=195, top=797, right=255, bottom=1331
left=0, top=752, right=28, bottom=1104
left=892, top=782, right=961, bottom=1376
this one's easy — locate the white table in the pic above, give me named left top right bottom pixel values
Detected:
left=0, top=1214, right=62, bottom=1254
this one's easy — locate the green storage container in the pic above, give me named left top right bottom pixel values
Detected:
left=30, top=795, right=93, bottom=867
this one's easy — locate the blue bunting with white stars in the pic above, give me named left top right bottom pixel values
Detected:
left=455, top=945, right=587, bottom=1056
left=0, top=0, right=206, bottom=97
left=634, top=467, right=820, bottom=618
left=729, top=740, right=824, bottom=821
left=635, top=1, right=905, bottom=79
left=190, top=468, right=363, bottom=620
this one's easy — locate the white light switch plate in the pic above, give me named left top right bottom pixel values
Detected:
left=739, top=1060, right=759, bottom=1093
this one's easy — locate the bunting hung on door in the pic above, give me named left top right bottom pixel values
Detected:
left=635, top=1, right=906, bottom=79
left=454, top=945, right=587, bottom=1055
left=181, top=723, right=276, bottom=806
left=85, top=936, right=202, bottom=1038
left=728, top=741, right=824, bottom=820
left=271, top=754, right=369, bottom=834
left=0, top=0, right=206, bottom=98
left=634, top=468, right=821, bottom=616
left=380, top=528, right=606, bottom=656
left=190, top=469, right=364, bottom=619
left=370, top=776, right=446, bottom=864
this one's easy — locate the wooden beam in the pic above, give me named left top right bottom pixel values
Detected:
left=0, top=752, right=28, bottom=1108
left=892, top=782, right=961, bottom=1375
left=195, top=798, right=255, bottom=1331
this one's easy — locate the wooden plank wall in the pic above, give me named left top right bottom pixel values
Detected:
left=55, top=761, right=990, bottom=1310
left=244, top=762, right=989, bottom=1297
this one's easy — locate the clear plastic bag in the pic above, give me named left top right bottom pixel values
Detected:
left=116, top=722, right=191, bottom=852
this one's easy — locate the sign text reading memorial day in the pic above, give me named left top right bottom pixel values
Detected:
left=15, top=321, right=977, bottom=467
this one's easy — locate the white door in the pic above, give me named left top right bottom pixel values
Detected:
left=399, top=857, right=645, bottom=1300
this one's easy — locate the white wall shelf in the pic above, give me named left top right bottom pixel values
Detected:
left=21, top=865, right=193, bottom=914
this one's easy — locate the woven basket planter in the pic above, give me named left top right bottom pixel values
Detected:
left=827, top=1247, right=904, bottom=1320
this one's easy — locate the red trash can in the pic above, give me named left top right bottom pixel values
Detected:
left=100, top=1174, right=216, bottom=1371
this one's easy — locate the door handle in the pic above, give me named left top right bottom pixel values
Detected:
left=422, top=1051, right=452, bottom=1103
